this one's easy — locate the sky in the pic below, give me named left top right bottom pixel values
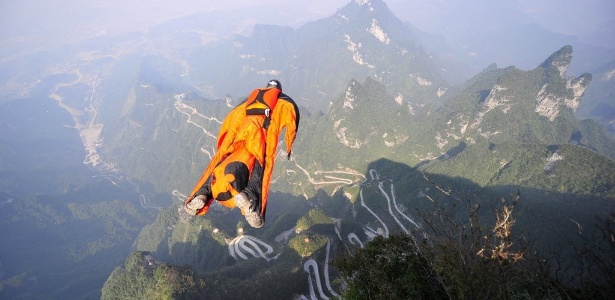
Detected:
left=1, top=0, right=613, bottom=38
left=0, top=0, right=613, bottom=56
left=0, top=1, right=347, bottom=39
left=394, top=0, right=615, bottom=37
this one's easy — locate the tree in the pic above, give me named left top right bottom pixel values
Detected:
left=333, top=173, right=615, bottom=299
left=333, top=234, right=448, bottom=300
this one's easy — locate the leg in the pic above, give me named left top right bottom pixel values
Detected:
left=184, top=179, right=213, bottom=216
left=211, top=161, right=250, bottom=201
left=235, top=160, right=264, bottom=228
left=241, top=159, right=263, bottom=213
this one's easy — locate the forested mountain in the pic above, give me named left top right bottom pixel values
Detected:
left=185, top=0, right=447, bottom=113
left=0, top=93, right=160, bottom=299
left=1, top=0, right=614, bottom=299
left=99, top=43, right=615, bottom=298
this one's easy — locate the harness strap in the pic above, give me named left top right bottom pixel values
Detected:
left=245, top=88, right=279, bottom=130
left=246, top=108, right=271, bottom=129
left=246, top=108, right=270, bottom=117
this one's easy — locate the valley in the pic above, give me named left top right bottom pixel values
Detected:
left=1, top=0, right=614, bottom=299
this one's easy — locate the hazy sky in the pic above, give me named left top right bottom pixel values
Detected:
left=394, top=0, right=614, bottom=36
left=1, top=0, right=613, bottom=48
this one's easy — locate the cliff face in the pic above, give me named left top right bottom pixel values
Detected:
left=536, top=45, right=592, bottom=121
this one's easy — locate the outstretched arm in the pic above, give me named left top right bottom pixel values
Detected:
left=259, top=95, right=300, bottom=217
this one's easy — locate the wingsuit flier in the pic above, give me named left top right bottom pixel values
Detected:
left=184, top=80, right=299, bottom=228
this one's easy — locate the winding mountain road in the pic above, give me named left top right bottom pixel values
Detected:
left=302, top=240, right=338, bottom=300
left=228, top=235, right=279, bottom=262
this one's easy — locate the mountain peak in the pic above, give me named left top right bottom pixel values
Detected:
left=353, top=0, right=387, bottom=8
left=540, top=45, right=573, bottom=78
left=341, top=0, right=394, bottom=18
left=534, top=45, right=592, bottom=120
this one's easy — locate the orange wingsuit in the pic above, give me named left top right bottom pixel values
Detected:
left=186, top=80, right=299, bottom=225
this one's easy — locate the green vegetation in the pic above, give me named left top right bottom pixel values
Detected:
left=289, top=234, right=329, bottom=257
left=101, top=251, right=206, bottom=300
left=102, top=249, right=310, bottom=299
left=334, top=190, right=615, bottom=300
left=0, top=187, right=158, bottom=299
left=334, top=235, right=448, bottom=300
left=421, top=142, right=615, bottom=201
left=295, top=208, right=334, bottom=232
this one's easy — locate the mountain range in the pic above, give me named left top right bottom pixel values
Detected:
left=1, top=0, right=614, bottom=299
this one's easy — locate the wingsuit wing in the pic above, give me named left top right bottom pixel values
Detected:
left=188, top=102, right=248, bottom=215
left=260, top=94, right=300, bottom=217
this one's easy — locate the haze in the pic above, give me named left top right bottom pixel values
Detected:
left=1, top=0, right=613, bottom=48
left=0, top=1, right=614, bottom=299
